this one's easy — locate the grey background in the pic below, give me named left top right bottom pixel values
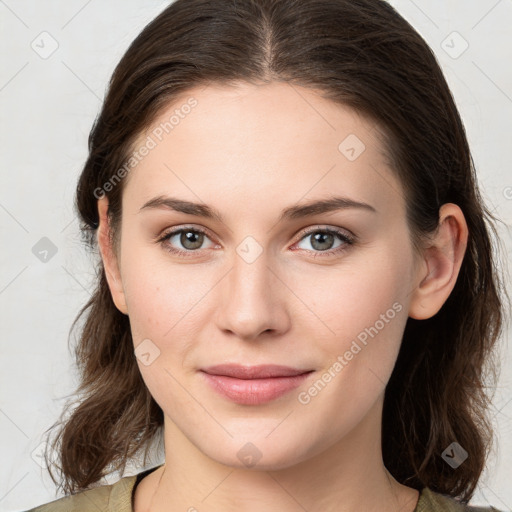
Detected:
left=0, top=1, right=511, bottom=511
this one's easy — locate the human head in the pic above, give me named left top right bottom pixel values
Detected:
left=47, top=0, right=504, bottom=502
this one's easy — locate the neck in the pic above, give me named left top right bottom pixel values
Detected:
left=136, top=396, right=419, bottom=512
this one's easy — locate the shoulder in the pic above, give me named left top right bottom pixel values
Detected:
left=23, top=473, right=138, bottom=512
left=418, top=487, right=507, bottom=512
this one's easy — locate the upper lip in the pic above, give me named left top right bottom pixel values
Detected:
left=201, top=364, right=313, bottom=379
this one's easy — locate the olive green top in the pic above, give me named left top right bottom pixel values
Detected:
left=24, top=464, right=505, bottom=512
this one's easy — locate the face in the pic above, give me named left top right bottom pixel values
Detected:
left=103, top=81, right=423, bottom=470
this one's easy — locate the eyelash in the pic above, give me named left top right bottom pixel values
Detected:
left=156, top=225, right=356, bottom=259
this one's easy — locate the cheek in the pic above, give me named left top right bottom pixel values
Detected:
left=294, top=260, right=410, bottom=429
left=295, top=251, right=411, bottom=341
left=291, top=246, right=414, bottom=407
left=119, top=244, right=218, bottom=394
left=120, top=251, right=203, bottom=414
left=120, top=242, right=204, bottom=336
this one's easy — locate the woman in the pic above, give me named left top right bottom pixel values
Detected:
left=27, top=0, right=508, bottom=510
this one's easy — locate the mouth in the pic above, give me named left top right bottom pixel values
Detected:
left=200, top=364, right=314, bottom=405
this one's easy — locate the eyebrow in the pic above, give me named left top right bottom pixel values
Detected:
left=138, top=195, right=377, bottom=222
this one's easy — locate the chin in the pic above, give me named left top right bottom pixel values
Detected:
left=200, top=434, right=312, bottom=471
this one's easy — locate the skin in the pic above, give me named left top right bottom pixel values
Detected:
left=97, top=81, right=468, bottom=512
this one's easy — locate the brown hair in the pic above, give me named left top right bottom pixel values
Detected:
left=44, top=0, right=509, bottom=502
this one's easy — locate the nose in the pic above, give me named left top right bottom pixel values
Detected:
left=214, top=248, right=291, bottom=341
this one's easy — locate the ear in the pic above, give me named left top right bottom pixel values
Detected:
left=97, top=196, right=128, bottom=315
left=408, top=203, right=468, bottom=320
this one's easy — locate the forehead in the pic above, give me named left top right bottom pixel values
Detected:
left=137, top=80, right=389, bottom=160
left=149, top=80, right=384, bottom=143
left=123, top=81, right=403, bottom=219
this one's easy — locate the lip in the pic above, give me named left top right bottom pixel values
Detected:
left=200, top=364, right=314, bottom=405
left=202, top=364, right=311, bottom=379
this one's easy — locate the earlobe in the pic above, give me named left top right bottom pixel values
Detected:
left=408, top=203, right=468, bottom=320
left=97, top=196, right=128, bottom=315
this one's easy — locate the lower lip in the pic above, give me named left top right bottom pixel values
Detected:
left=201, top=371, right=313, bottom=405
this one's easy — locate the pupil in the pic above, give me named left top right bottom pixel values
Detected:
left=181, top=230, right=203, bottom=250
left=312, top=232, right=334, bottom=251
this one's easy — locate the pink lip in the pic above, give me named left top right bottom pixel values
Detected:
left=200, top=364, right=314, bottom=405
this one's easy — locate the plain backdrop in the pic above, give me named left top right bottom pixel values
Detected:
left=0, top=1, right=511, bottom=511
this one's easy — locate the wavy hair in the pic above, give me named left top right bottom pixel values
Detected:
left=43, top=0, right=508, bottom=502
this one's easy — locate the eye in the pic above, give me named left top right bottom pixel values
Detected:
left=292, top=227, right=355, bottom=257
left=156, top=225, right=355, bottom=259
left=157, top=226, right=217, bottom=256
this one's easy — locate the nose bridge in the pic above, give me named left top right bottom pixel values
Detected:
left=231, top=247, right=269, bottom=299
left=216, top=242, right=287, bottom=339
